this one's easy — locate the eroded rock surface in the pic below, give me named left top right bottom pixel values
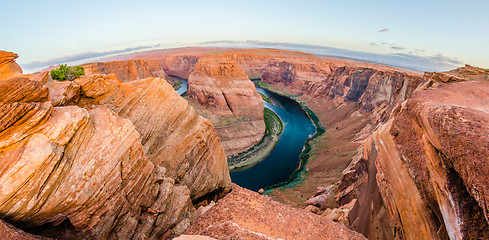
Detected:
left=0, top=78, right=194, bottom=239
left=82, top=59, right=168, bottom=82
left=335, top=67, right=489, bottom=239
left=73, top=74, right=232, bottom=201
left=0, top=51, right=22, bottom=81
left=186, top=185, right=366, bottom=240
left=187, top=57, right=265, bottom=156
left=0, top=219, right=46, bottom=240
left=0, top=53, right=232, bottom=239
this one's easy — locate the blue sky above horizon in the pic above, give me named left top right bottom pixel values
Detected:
left=2, top=0, right=488, bottom=73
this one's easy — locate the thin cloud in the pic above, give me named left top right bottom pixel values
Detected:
left=391, top=53, right=463, bottom=67
left=208, top=40, right=463, bottom=72
left=199, top=40, right=241, bottom=45
left=22, top=44, right=161, bottom=70
left=429, top=54, right=463, bottom=65
left=378, top=28, right=390, bottom=32
left=391, top=46, right=405, bottom=50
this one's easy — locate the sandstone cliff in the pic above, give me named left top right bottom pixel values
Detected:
left=0, top=53, right=231, bottom=239
left=0, top=77, right=194, bottom=239
left=335, top=66, right=489, bottom=239
left=73, top=74, right=232, bottom=201
left=0, top=51, right=22, bottom=81
left=262, top=60, right=423, bottom=122
left=162, top=55, right=199, bottom=79
left=186, top=185, right=366, bottom=240
left=81, top=59, right=173, bottom=83
left=187, top=57, right=265, bottom=156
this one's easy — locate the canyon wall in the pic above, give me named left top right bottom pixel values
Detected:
left=0, top=52, right=231, bottom=239
left=81, top=59, right=173, bottom=83
left=336, top=66, right=489, bottom=239
left=261, top=60, right=423, bottom=121
left=187, top=57, right=265, bottom=156
left=20, top=48, right=489, bottom=239
left=73, top=74, right=232, bottom=201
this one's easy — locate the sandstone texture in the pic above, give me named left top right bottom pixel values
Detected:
left=73, top=74, right=232, bottom=201
left=186, top=185, right=366, bottom=240
left=187, top=57, right=265, bottom=156
left=0, top=53, right=231, bottom=239
left=0, top=51, right=22, bottom=81
left=0, top=219, right=46, bottom=240
left=14, top=47, right=488, bottom=240
left=81, top=59, right=169, bottom=83
left=335, top=66, right=489, bottom=239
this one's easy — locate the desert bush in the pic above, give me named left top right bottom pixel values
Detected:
left=50, top=64, right=85, bottom=81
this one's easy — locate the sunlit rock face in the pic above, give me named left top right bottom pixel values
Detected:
left=187, top=57, right=265, bottom=156
left=262, top=61, right=423, bottom=122
left=186, top=184, right=367, bottom=240
left=73, top=74, right=232, bottom=201
left=82, top=59, right=168, bottom=82
left=0, top=52, right=232, bottom=239
left=0, top=51, right=23, bottom=81
left=336, top=66, right=489, bottom=239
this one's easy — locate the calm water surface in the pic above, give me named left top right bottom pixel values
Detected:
left=230, top=88, right=316, bottom=191
left=177, top=80, right=316, bottom=191
left=175, top=77, right=188, bottom=95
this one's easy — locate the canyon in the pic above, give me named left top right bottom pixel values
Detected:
left=0, top=50, right=366, bottom=239
left=1, top=46, right=489, bottom=239
left=114, top=48, right=489, bottom=239
left=0, top=51, right=231, bottom=239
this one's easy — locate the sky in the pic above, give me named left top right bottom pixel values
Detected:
left=2, top=0, right=488, bottom=73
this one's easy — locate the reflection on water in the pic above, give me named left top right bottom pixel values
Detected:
left=230, top=88, right=316, bottom=191
left=173, top=76, right=187, bottom=95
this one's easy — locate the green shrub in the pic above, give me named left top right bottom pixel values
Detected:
left=50, top=64, right=85, bottom=81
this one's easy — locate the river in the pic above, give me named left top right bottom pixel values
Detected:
left=230, top=88, right=316, bottom=191
left=174, top=77, right=188, bottom=95
left=176, top=79, right=316, bottom=191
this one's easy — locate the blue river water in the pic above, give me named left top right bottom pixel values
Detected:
left=176, top=78, right=316, bottom=191
left=175, top=77, right=188, bottom=95
left=230, top=88, right=316, bottom=191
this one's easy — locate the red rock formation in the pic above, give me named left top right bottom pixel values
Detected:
left=0, top=219, right=46, bottom=240
left=0, top=78, right=194, bottom=239
left=81, top=59, right=170, bottom=83
left=162, top=55, right=199, bottom=79
left=0, top=53, right=231, bottom=239
left=0, top=51, right=22, bottom=81
left=336, top=67, right=489, bottom=239
left=186, top=185, right=366, bottom=240
left=187, top=57, right=265, bottom=156
left=73, top=74, right=232, bottom=200
left=262, top=61, right=423, bottom=122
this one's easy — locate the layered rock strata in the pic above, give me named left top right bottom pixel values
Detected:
left=72, top=74, right=232, bottom=201
left=0, top=77, right=194, bottom=239
left=81, top=59, right=168, bottom=82
left=0, top=51, right=22, bottom=81
left=335, top=66, right=489, bottom=239
left=0, top=52, right=232, bottom=239
left=187, top=58, right=265, bottom=156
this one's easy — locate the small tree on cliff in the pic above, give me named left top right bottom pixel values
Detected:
left=50, top=64, right=85, bottom=81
